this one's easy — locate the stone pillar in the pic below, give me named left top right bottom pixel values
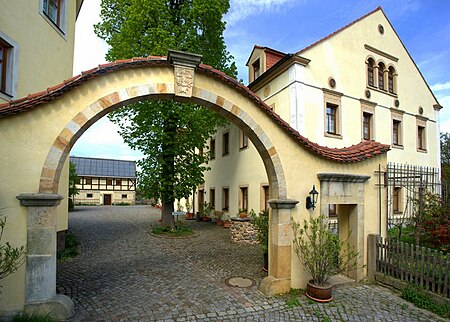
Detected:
left=16, top=193, right=73, bottom=320
left=260, top=198, right=298, bottom=296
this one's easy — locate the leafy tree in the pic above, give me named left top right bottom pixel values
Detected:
left=68, top=162, right=79, bottom=211
left=95, top=0, right=237, bottom=227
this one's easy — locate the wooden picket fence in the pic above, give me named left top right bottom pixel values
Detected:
left=376, top=237, right=450, bottom=298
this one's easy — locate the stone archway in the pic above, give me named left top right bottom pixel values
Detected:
left=8, top=51, right=293, bottom=318
left=0, top=50, right=389, bottom=319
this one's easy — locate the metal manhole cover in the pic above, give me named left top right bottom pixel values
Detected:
left=224, top=276, right=256, bottom=288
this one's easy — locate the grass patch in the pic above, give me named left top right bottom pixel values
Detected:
left=401, top=284, right=450, bottom=319
left=285, top=288, right=303, bottom=308
left=12, top=313, right=56, bottom=322
left=151, top=223, right=194, bottom=237
left=57, top=232, right=80, bottom=263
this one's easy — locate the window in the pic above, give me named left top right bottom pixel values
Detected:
left=393, top=187, right=401, bottom=213
left=106, top=179, right=113, bottom=186
left=367, top=58, right=375, bottom=87
left=240, top=187, right=248, bottom=212
left=209, top=189, right=215, bottom=210
left=392, top=120, right=401, bottom=146
left=222, top=132, right=229, bottom=156
left=326, top=103, right=338, bottom=134
left=378, top=63, right=385, bottom=90
left=252, top=59, right=260, bottom=80
left=87, top=193, right=93, bottom=198
left=262, top=185, right=269, bottom=211
left=239, top=130, right=248, bottom=149
left=115, top=179, right=122, bottom=186
left=42, top=0, right=67, bottom=34
left=388, top=66, right=396, bottom=94
left=121, top=194, right=127, bottom=199
left=417, top=126, right=426, bottom=150
left=0, top=34, right=17, bottom=98
left=328, top=204, right=337, bottom=217
left=85, top=178, right=92, bottom=185
left=222, top=188, right=229, bottom=211
left=362, top=112, right=372, bottom=140
left=198, top=189, right=205, bottom=212
left=210, top=138, right=215, bottom=160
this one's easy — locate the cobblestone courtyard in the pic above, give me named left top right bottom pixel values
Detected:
left=57, top=206, right=444, bottom=321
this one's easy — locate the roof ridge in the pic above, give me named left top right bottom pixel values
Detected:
left=295, top=6, right=383, bottom=55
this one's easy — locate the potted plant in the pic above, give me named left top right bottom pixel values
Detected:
left=185, top=199, right=194, bottom=220
left=292, top=214, right=361, bottom=302
left=201, top=202, right=211, bottom=222
left=215, top=211, right=224, bottom=226
left=251, top=210, right=269, bottom=271
left=239, top=209, right=248, bottom=218
left=222, top=212, right=232, bottom=228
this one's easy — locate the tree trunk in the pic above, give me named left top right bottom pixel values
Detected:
left=160, top=110, right=177, bottom=229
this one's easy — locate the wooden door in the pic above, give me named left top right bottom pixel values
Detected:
left=104, top=194, right=112, bottom=205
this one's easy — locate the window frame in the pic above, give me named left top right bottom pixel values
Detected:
left=210, top=138, right=216, bottom=160
left=392, top=119, right=401, bottom=146
left=222, top=131, right=229, bottom=156
left=367, top=58, right=375, bottom=87
left=416, top=117, right=427, bottom=152
left=0, top=33, right=18, bottom=100
left=239, top=129, right=248, bottom=150
left=121, top=194, right=127, bottom=199
left=325, top=103, right=338, bottom=135
left=87, top=193, right=93, bottom=198
left=362, top=112, right=372, bottom=140
left=261, top=185, right=269, bottom=212
left=40, top=0, right=68, bottom=36
left=239, top=186, right=248, bottom=212
left=222, top=187, right=229, bottom=211
left=252, top=59, right=260, bottom=81
left=378, top=62, right=386, bottom=90
left=323, top=89, right=342, bottom=138
left=209, top=188, right=216, bottom=210
left=393, top=187, right=402, bottom=213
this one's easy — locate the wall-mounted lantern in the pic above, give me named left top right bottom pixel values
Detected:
left=306, top=185, right=319, bottom=210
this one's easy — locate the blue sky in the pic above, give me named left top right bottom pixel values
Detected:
left=71, top=0, right=450, bottom=161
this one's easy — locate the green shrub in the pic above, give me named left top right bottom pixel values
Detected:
left=401, top=284, right=450, bottom=319
left=151, top=223, right=193, bottom=237
left=57, top=232, right=79, bottom=262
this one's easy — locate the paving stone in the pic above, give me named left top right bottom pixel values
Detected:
left=58, top=206, right=446, bottom=321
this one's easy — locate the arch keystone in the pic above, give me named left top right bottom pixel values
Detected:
left=168, top=50, right=202, bottom=98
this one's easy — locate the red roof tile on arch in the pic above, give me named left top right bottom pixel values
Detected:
left=0, top=56, right=389, bottom=163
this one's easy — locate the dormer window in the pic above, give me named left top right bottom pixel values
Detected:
left=252, top=59, right=260, bottom=80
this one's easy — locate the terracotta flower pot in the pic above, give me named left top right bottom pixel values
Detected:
left=239, top=212, right=248, bottom=218
left=202, top=216, right=209, bottom=222
left=216, top=219, right=223, bottom=226
left=223, top=221, right=231, bottom=228
left=305, top=280, right=333, bottom=302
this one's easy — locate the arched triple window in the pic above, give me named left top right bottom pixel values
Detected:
left=378, top=62, right=385, bottom=90
left=367, top=58, right=375, bottom=87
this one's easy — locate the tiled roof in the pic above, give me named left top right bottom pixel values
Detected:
left=0, top=56, right=389, bottom=163
left=70, top=156, right=136, bottom=178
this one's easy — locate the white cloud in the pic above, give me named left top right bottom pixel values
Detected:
left=226, top=0, right=298, bottom=26
left=430, top=82, right=450, bottom=92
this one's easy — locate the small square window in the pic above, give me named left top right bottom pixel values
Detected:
left=106, top=179, right=113, bottom=185
left=115, top=179, right=122, bottom=186
left=87, top=193, right=93, bottom=198
left=121, top=194, right=127, bottom=199
left=85, top=178, right=92, bottom=185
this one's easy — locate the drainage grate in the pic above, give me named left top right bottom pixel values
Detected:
left=224, top=276, right=256, bottom=288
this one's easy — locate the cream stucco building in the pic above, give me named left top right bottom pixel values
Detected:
left=198, top=7, right=442, bottom=222
left=0, top=0, right=82, bottom=315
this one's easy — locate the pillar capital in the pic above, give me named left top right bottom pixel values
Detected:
left=16, top=193, right=63, bottom=207
left=268, top=198, right=299, bottom=209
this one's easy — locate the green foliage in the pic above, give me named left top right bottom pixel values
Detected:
left=151, top=222, right=193, bottom=237
left=441, top=133, right=450, bottom=182
left=68, top=161, right=79, bottom=198
left=94, top=0, right=237, bottom=227
left=12, top=313, right=56, bottom=322
left=250, top=210, right=269, bottom=252
left=57, top=232, right=79, bottom=263
left=201, top=202, right=211, bottom=218
left=292, top=214, right=361, bottom=286
left=0, top=214, right=26, bottom=289
left=401, top=284, right=450, bottom=319
left=285, top=288, right=302, bottom=308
